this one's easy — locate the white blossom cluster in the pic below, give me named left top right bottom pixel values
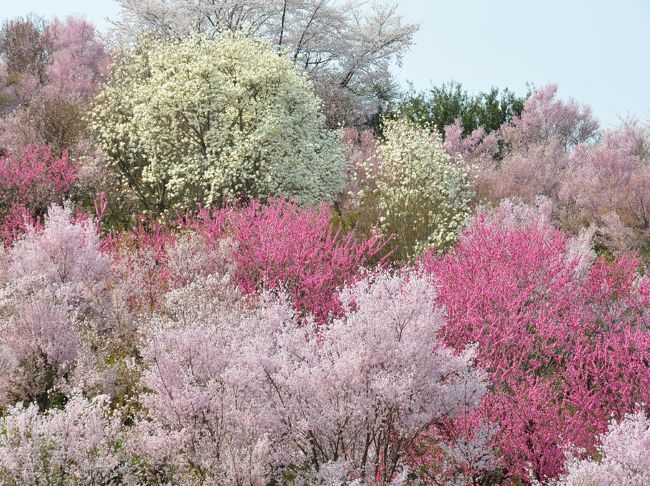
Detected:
left=559, top=411, right=650, bottom=486
left=90, top=33, right=346, bottom=211
left=364, top=119, right=474, bottom=255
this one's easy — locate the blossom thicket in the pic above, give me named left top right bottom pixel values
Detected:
left=422, top=199, right=650, bottom=481
left=0, top=9, right=649, bottom=486
left=344, top=119, right=474, bottom=259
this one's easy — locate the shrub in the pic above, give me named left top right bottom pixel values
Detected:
left=199, top=199, right=387, bottom=322
left=0, top=205, right=109, bottom=409
left=132, top=272, right=486, bottom=484
left=560, top=411, right=650, bottom=485
left=353, top=118, right=474, bottom=259
left=0, top=392, right=125, bottom=484
left=0, top=145, right=77, bottom=221
left=422, top=200, right=650, bottom=481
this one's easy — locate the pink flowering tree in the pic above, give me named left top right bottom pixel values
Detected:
left=500, top=84, right=599, bottom=150
left=0, top=205, right=109, bottom=410
left=131, top=271, right=487, bottom=484
left=0, top=391, right=125, bottom=484
left=421, top=199, right=650, bottom=482
left=195, top=199, right=387, bottom=322
left=0, top=16, right=108, bottom=155
left=560, top=123, right=650, bottom=252
left=0, top=145, right=77, bottom=242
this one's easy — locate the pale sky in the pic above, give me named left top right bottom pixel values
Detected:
left=1, top=0, right=648, bottom=127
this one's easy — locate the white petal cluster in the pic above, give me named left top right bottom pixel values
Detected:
left=560, top=411, right=650, bottom=486
left=90, top=33, right=346, bottom=211
left=366, top=119, right=474, bottom=255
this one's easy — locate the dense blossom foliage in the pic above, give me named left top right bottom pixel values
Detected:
left=346, top=119, right=474, bottom=258
left=110, top=199, right=385, bottom=322
left=91, top=33, right=346, bottom=212
left=131, top=272, right=486, bottom=484
left=422, top=199, right=650, bottom=482
left=0, top=392, right=124, bottom=484
left=0, top=5, right=649, bottom=485
left=0, top=205, right=109, bottom=410
left=0, top=146, right=77, bottom=227
left=560, top=411, right=650, bottom=485
left=197, top=199, right=387, bottom=321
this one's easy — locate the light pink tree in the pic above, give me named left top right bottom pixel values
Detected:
left=132, top=271, right=486, bottom=484
left=560, top=123, right=650, bottom=251
left=0, top=205, right=109, bottom=409
left=0, top=391, right=125, bottom=484
left=560, top=411, right=650, bottom=485
left=0, top=16, right=109, bottom=154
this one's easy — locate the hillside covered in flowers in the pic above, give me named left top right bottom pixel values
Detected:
left=0, top=2, right=648, bottom=485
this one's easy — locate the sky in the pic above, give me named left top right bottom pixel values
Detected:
left=2, top=0, right=648, bottom=128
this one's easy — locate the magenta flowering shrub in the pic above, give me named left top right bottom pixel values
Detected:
left=105, top=199, right=384, bottom=321
left=421, top=200, right=650, bottom=481
left=0, top=145, right=77, bottom=243
left=195, top=199, right=387, bottom=322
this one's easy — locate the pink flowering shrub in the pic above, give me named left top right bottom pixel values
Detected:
left=105, top=199, right=384, bottom=320
left=195, top=199, right=387, bottom=322
left=0, top=205, right=109, bottom=409
left=132, top=271, right=486, bottom=484
left=0, top=145, right=77, bottom=242
left=560, top=411, right=650, bottom=485
left=0, top=391, right=125, bottom=484
left=421, top=200, right=650, bottom=482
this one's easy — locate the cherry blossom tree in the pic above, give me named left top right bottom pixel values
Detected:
left=0, top=391, right=125, bottom=484
left=131, top=271, right=486, bottom=484
left=0, top=16, right=108, bottom=155
left=113, top=0, right=417, bottom=126
left=560, top=411, right=650, bottom=485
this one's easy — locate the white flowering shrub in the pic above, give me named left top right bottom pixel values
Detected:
left=90, top=33, right=346, bottom=212
left=560, top=411, right=650, bottom=486
left=0, top=391, right=125, bottom=485
left=357, top=119, right=474, bottom=259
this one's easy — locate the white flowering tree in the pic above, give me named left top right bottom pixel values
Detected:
left=559, top=411, right=650, bottom=486
left=0, top=392, right=125, bottom=484
left=90, top=33, right=346, bottom=212
left=112, top=0, right=418, bottom=126
left=359, top=119, right=474, bottom=258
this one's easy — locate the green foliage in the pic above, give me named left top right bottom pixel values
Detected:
left=398, top=81, right=525, bottom=138
left=90, top=33, right=346, bottom=213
